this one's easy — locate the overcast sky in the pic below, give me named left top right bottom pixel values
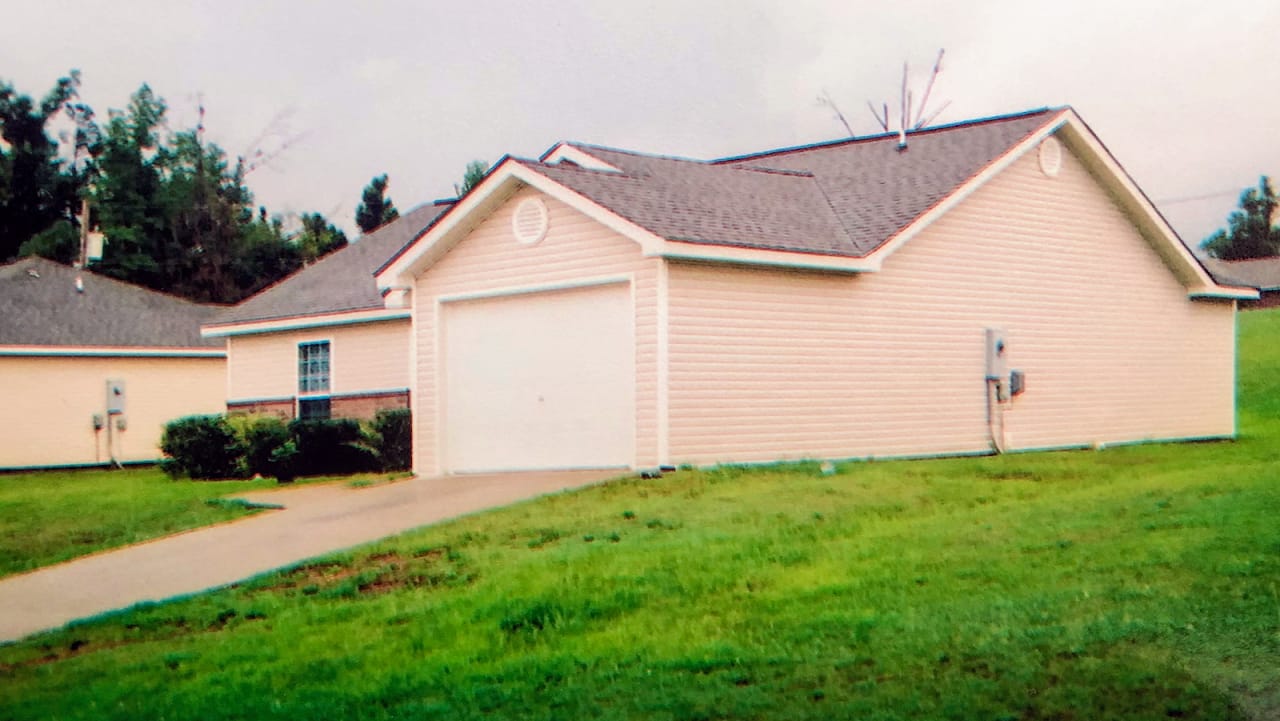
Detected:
left=3, top=0, right=1277, bottom=244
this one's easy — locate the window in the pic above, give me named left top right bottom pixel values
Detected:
left=298, top=397, right=331, bottom=420
left=298, top=341, right=330, bottom=394
left=298, top=341, right=331, bottom=420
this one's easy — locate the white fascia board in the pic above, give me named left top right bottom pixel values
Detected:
left=1053, top=110, right=1247, bottom=300
left=861, top=110, right=1070, bottom=270
left=0, top=345, right=226, bottom=358
left=541, top=143, right=622, bottom=172
left=202, top=308, right=410, bottom=337
left=1189, top=285, right=1259, bottom=300
left=657, top=242, right=873, bottom=272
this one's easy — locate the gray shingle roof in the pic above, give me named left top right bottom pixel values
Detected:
left=0, top=257, right=223, bottom=348
left=211, top=202, right=452, bottom=326
left=1202, top=257, right=1280, bottom=291
left=525, top=108, right=1058, bottom=258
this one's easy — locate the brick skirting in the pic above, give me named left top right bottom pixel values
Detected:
left=227, top=398, right=295, bottom=419
left=228, top=390, right=409, bottom=421
left=331, top=390, right=410, bottom=419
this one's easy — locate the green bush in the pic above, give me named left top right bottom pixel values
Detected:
left=288, top=418, right=380, bottom=477
left=160, top=415, right=243, bottom=480
left=237, top=415, right=291, bottom=478
left=371, top=408, right=412, bottom=471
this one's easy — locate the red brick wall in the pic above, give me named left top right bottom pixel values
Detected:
left=1241, top=290, right=1280, bottom=310
left=227, top=399, right=295, bottom=419
left=331, top=391, right=410, bottom=420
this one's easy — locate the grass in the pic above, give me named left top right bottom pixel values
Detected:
left=0, top=467, right=400, bottom=578
left=1, top=310, right=1278, bottom=719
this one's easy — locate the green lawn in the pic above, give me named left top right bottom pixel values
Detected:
left=0, top=467, right=401, bottom=578
left=1, top=312, right=1278, bottom=720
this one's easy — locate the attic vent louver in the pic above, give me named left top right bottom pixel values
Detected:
left=1038, top=136, right=1063, bottom=177
left=512, top=197, right=549, bottom=245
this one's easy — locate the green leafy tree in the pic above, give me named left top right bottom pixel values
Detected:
left=355, top=173, right=398, bottom=233
left=0, top=71, right=88, bottom=261
left=294, top=212, right=348, bottom=263
left=90, top=85, right=174, bottom=289
left=17, top=221, right=80, bottom=263
left=455, top=160, right=488, bottom=196
left=91, top=85, right=302, bottom=302
left=1203, top=176, right=1279, bottom=260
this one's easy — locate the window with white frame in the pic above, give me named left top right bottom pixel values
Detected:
left=298, top=341, right=331, bottom=420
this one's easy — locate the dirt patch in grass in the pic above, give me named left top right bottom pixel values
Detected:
left=250, top=547, right=477, bottom=599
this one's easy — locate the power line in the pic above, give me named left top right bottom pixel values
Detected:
left=1155, top=189, right=1242, bottom=206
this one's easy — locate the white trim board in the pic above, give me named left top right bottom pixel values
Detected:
left=0, top=345, right=225, bottom=358
left=202, top=309, right=410, bottom=338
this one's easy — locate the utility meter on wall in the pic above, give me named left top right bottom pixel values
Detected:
left=106, top=379, right=126, bottom=415
left=984, top=329, right=1008, bottom=381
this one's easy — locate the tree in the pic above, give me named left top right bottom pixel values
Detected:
left=0, top=71, right=89, bottom=261
left=355, top=174, right=398, bottom=233
left=454, top=160, right=488, bottom=196
left=1203, top=177, right=1279, bottom=260
left=294, top=212, right=348, bottom=263
left=90, top=85, right=302, bottom=303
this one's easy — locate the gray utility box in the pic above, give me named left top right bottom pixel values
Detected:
left=106, top=379, right=126, bottom=415
left=984, top=328, right=1008, bottom=381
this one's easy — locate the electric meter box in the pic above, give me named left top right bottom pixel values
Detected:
left=106, top=379, right=126, bottom=415
left=984, top=328, right=1008, bottom=381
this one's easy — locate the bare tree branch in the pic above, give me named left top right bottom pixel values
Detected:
left=817, top=89, right=855, bottom=138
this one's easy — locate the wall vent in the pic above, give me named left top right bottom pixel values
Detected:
left=512, top=197, right=550, bottom=245
left=1038, top=136, right=1063, bottom=177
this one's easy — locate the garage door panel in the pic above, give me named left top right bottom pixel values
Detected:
left=443, top=283, right=634, bottom=472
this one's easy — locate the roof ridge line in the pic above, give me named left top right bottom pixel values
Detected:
left=713, top=106, right=1061, bottom=165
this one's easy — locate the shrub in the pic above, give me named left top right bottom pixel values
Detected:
left=234, top=415, right=291, bottom=478
left=371, top=408, right=412, bottom=471
left=288, top=418, right=379, bottom=477
left=160, top=415, right=243, bottom=480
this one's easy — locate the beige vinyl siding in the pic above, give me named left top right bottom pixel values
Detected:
left=667, top=134, right=1236, bottom=465
left=413, top=186, right=660, bottom=475
left=226, top=319, right=410, bottom=402
left=1, top=355, right=225, bottom=468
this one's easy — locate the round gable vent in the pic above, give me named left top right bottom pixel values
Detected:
left=1038, top=136, right=1063, bottom=177
left=512, top=197, right=549, bottom=245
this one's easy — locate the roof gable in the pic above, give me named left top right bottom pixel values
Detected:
left=0, top=257, right=222, bottom=348
left=209, top=202, right=451, bottom=329
left=378, top=108, right=1254, bottom=300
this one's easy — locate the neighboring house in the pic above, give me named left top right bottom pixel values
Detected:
left=1202, top=257, right=1280, bottom=309
left=202, top=202, right=452, bottom=420
left=0, top=257, right=226, bottom=469
left=374, top=107, right=1255, bottom=477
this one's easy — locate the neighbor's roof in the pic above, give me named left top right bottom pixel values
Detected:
left=1202, top=256, right=1280, bottom=291
left=0, top=257, right=222, bottom=348
left=518, top=108, right=1058, bottom=258
left=211, top=202, right=452, bottom=326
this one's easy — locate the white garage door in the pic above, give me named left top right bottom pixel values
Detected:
left=442, top=282, right=635, bottom=473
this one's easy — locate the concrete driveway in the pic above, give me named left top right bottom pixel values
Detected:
left=0, top=469, right=620, bottom=643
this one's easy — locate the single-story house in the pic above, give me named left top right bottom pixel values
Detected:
left=374, top=107, right=1255, bottom=477
left=1203, top=257, right=1280, bottom=309
left=0, top=257, right=226, bottom=469
left=202, top=201, right=452, bottom=420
